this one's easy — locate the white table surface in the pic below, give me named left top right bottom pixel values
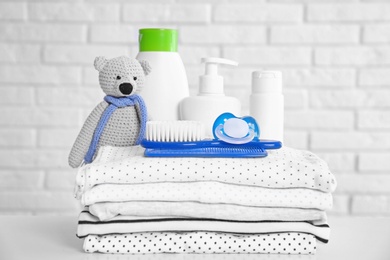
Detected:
left=0, top=215, right=389, bottom=260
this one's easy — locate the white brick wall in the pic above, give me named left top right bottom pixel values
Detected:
left=28, top=3, right=121, bottom=22
left=181, top=25, right=267, bottom=44
left=307, top=3, right=390, bottom=22
left=224, top=47, right=312, bottom=65
left=214, top=4, right=303, bottom=22
left=0, top=0, right=389, bottom=217
left=123, top=4, right=211, bottom=23
left=270, top=25, right=360, bottom=44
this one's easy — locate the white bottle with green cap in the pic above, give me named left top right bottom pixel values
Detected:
left=179, top=57, right=241, bottom=137
left=136, top=28, right=189, bottom=120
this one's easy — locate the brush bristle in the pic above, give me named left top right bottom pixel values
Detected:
left=145, top=121, right=205, bottom=142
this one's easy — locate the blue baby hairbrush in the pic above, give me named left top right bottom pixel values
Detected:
left=141, top=114, right=282, bottom=158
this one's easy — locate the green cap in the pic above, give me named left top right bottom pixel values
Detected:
left=139, top=28, right=178, bottom=52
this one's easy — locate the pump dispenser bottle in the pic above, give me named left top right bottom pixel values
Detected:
left=179, top=57, right=241, bottom=137
left=136, top=28, right=189, bottom=120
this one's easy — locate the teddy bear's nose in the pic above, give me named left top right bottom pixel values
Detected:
left=119, top=83, right=133, bottom=95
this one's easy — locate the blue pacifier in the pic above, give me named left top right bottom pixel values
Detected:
left=212, top=113, right=260, bottom=144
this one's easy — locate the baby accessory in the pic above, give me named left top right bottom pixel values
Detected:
left=145, top=121, right=205, bottom=142
left=213, top=112, right=260, bottom=144
left=68, top=56, right=151, bottom=168
left=250, top=71, right=284, bottom=142
left=141, top=139, right=280, bottom=150
left=136, top=28, right=189, bottom=120
left=143, top=146, right=269, bottom=158
left=179, top=57, right=241, bottom=137
left=141, top=114, right=281, bottom=158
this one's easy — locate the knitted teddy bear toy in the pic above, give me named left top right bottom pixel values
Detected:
left=68, top=56, right=151, bottom=168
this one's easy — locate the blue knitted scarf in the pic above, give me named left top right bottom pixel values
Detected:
left=84, top=94, right=147, bottom=164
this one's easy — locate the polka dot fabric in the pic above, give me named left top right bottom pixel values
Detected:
left=81, top=182, right=333, bottom=210
left=75, top=146, right=337, bottom=197
left=83, top=232, right=316, bottom=255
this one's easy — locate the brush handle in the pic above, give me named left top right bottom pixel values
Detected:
left=144, top=147, right=268, bottom=158
left=140, top=139, right=282, bottom=150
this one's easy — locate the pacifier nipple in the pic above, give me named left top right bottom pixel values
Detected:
left=224, top=118, right=249, bottom=138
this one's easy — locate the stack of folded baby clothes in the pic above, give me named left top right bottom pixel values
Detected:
left=75, top=145, right=336, bottom=255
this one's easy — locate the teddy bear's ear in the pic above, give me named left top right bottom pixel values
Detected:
left=138, top=60, right=152, bottom=76
left=94, top=56, right=108, bottom=72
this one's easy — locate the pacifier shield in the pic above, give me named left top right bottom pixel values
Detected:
left=213, top=113, right=260, bottom=144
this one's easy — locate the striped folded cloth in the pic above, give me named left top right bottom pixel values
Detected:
left=78, top=209, right=330, bottom=243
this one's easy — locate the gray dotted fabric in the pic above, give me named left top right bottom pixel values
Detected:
left=75, top=146, right=337, bottom=197
left=81, top=182, right=333, bottom=210
left=83, top=232, right=316, bottom=255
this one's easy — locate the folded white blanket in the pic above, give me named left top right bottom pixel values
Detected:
left=77, top=211, right=330, bottom=243
left=75, top=146, right=336, bottom=197
left=89, top=202, right=327, bottom=222
left=83, top=231, right=316, bottom=255
left=81, top=181, right=333, bottom=211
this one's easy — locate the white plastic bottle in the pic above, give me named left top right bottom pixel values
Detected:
left=136, top=28, right=189, bottom=120
left=179, top=57, right=241, bottom=137
left=250, top=71, right=284, bottom=142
